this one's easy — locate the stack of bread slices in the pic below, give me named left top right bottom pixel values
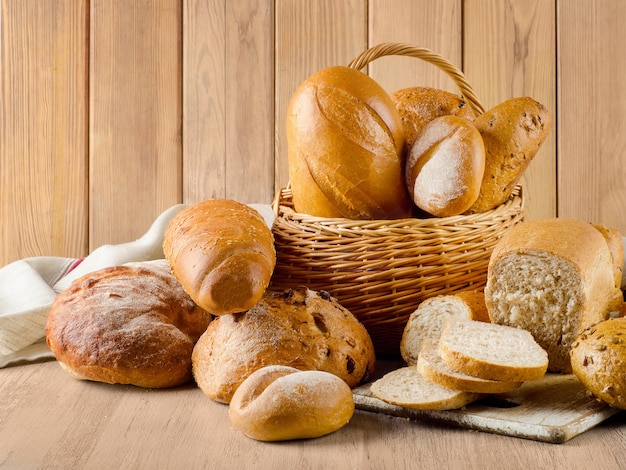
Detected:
left=370, top=294, right=549, bottom=410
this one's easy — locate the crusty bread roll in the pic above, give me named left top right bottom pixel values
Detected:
left=163, top=199, right=276, bottom=316
left=417, top=341, right=522, bottom=394
left=405, top=115, right=485, bottom=217
left=485, top=218, right=621, bottom=373
left=467, top=97, right=552, bottom=213
left=192, top=287, right=376, bottom=403
left=570, top=317, right=626, bottom=410
left=45, top=260, right=212, bottom=388
left=229, top=365, right=354, bottom=441
left=370, top=366, right=482, bottom=410
left=286, top=65, right=413, bottom=219
left=400, top=291, right=489, bottom=366
left=438, top=319, right=548, bottom=382
left=392, top=86, right=476, bottom=152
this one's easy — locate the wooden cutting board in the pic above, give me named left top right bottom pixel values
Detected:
left=353, top=365, right=621, bottom=444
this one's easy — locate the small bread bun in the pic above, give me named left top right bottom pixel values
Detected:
left=228, top=365, right=354, bottom=441
left=400, top=291, right=489, bottom=366
left=392, top=86, right=476, bottom=151
left=570, top=317, right=626, bottom=409
left=45, top=260, right=212, bottom=388
left=163, top=199, right=276, bottom=316
left=286, top=65, right=412, bottom=220
left=405, top=115, right=485, bottom=217
left=192, top=287, right=375, bottom=403
left=467, top=97, right=552, bottom=213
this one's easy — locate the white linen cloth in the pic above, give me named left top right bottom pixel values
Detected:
left=0, top=203, right=275, bottom=368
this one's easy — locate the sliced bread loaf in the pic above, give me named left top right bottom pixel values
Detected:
left=417, top=341, right=522, bottom=394
left=438, top=318, right=548, bottom=382
left=369, top=366, right=482, bottom=410
left=400, top=291, right=489, bottom=365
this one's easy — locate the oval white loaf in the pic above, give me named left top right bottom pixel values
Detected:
left=228, top=365, right=355, bottom=441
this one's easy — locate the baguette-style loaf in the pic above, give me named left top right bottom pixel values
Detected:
left=405, top=115, right=485, bottom=217
left=228, top=365, right=355, bottom=441
left=163, top=199, right=276, bottom=316
left=45, top=260, right=212, bottom=388
left=400, top=291, right=489, bottom=366
left=392, top=86, right=476, bottom=152
left=286, top=65, right=412, bottom=219
left=467, top=97, right=552, bottom=213
left=570, top=317, right=626, bottom=409
left=192, top=287, right=375, bottom=403
left=485, top=218, right=622, bottom=373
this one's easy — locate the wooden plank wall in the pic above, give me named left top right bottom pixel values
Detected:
left=1, top=0, right=625, bottom=267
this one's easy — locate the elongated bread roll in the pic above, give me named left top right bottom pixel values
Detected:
left=286, top=65, right=412, bottom=219
left=229, top=365, right=355, bottom=441
left=163, top=199, right=276, bottom=316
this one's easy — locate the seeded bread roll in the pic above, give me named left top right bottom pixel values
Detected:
left=400, top=291, right=489, bottom=366
left=467, top=97, right=552, bottom=213
left=286, top=65, right=412, bottom=219
left=405, top=115, right=485, bottom=217
left=370, top=366, right=482, bottom=410
left=229, top=365, right=355, bottom=441
left=485, top=218, right=621, bottom=373
left=438, top=319, right=548, bottom=382
left=570, top=317, right=626, bottom=409
left=45, top=260, right=212, bottom=388
left=391, top=86, right=476, bottom=151
left=163, top=199, right=276, bottom=316
left=192, top=287, right=376, bottom=403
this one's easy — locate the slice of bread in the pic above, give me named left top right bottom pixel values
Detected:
left=369, top=366, right=482, bottom=410
left=400, top=291, right=489, bottom=365
left=417, top=341, right=522, bottom=394
left=438, top=319, right=548, bottom=382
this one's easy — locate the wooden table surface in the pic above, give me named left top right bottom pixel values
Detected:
left=2, top=360, right=625, bottom=470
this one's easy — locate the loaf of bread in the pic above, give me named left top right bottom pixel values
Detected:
left=485, top=218, right=621, bottom=373
left=163, top=199, right=276, bottom=316
left=392, top=86, right=476, bottom=152
left=370, top=366, right=482, bottom=410
left=466, top=97, right=552, bottom=213
left=45, top=260, right=212, bottom=388
left=400, top=291, right=489, bottom=366
left=570, top=317, right=626, bottom=409
left=405, top=115, right=485, bottom=217
left=438, top=318, right=548, bottom=382
left=192, top=287, right=376, bottom=403
left=417, top=341, right=522, bottom=394
left=286, top=65, right=413, bottom=219
left=228, top=365, right=355, bottom=441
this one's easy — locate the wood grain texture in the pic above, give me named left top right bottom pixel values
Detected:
left=558, top=0, right=626, bottom=233
left=464, top=0, right=557, bottom=223
left=0, top=0, right=88, bottom=265
left=0, top=361, right=625, bottom=468
left=89, top=0, right=182, bottom=249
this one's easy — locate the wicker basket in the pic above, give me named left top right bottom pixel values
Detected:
left=270, top=43, right=524, bottom=357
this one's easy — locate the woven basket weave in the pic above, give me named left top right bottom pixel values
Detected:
left=270, top=43, right=524, bottom=357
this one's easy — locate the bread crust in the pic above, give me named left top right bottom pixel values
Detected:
left=405, top=115, right=485, bottom=217
left=192, top=287, right=376, bottom=403
left=570, top=318, right=626, bottom=409
left=45, top=260, right=212, bottom=388
left=467, top=97, right=552, bottom=213
left=228, top=365, right=354, bottom=441
left=163, top=199, right=276, bottom=316
left=286, top=66, right=412, bottom=219
left=392, top=86, right=476, bottom=152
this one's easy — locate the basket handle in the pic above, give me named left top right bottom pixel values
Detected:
left=347, top=43, right=485, bottom=116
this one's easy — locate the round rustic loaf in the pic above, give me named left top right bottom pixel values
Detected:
left=192, top=286, right=376, bottom=403
left=45, top=260, right=212, bottom=388
left=570, top=317, right=626, bottom=410
left=229, top=365, right=354, bottom=441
